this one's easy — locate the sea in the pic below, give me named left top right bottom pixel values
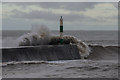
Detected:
left=1, top=30, right=119, bottom=78
left=2, top=30, right=118, bottom=47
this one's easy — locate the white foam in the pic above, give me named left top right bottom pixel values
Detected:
left=3, top=24, right=90, bottom=59
left=18, top=24, right=52, bottom=46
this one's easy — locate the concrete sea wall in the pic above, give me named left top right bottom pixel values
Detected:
left=2, top=45, right=81, bottom=62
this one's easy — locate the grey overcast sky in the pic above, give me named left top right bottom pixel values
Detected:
left=2, top=2, right=118, bottom=30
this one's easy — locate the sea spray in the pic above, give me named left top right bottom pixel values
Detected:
left=49, top=35, right=90, bottom=58
left=18, top=24, right=52, bottom=46
left=31, top=24, right=53, bottom=38
left=18, top=25, right=90, bottom=58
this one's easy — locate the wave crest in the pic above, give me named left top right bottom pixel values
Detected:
left=18, top=24, right=90, bottom=58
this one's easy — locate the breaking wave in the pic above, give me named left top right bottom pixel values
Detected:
left=17, top=24, right=52, bottom=46
left=18, top=24, right=90, bottom=58
left=2, top=25, right=118, bottom=66
left=87, top=45, right=119, bottom=60
left=2, top=45, right=119, bottom=66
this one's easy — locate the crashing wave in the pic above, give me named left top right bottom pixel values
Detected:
left=18, top=25, right=90, bottom=58
left=18, top=24, right=52, bottom=46
left=49, top=35, right=90, bottom=58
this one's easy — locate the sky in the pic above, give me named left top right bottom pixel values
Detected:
left=1, top=2, right=118, bottom=30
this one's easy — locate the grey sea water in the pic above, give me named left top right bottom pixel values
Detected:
left=2, top=30, right=118, bottom=47
left=2, top=30, right=119, bottom=78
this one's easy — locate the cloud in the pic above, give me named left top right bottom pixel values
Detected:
left=2, top=2, right=118, bottom=30
left=3, top=2, right=97, bottom=11
left=11, top=9, right=86, bottom=22
left=79, top=3, right=117, bottom=18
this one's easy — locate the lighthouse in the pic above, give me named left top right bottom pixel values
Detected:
left=60, top=16, right=64, bottom=44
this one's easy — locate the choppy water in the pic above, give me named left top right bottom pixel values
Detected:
left=1, top=30, right=119, bottom=62
left=2, top=30, right=118, bottom=47
left=2, top=30, right=119, bottom=78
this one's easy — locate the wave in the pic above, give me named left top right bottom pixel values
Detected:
left=17, top=24, right=90, bottom=58
left=2, top=45, right=81, bottom=62
left=1, top=25, right=118, bottom=65
left=87, top=45, right=119, bottom=60
left=1, top=45, right=119, bottom=65
left=2, top=60, right=70, bottom=66
left=18, top=24, right=52, bottom=46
